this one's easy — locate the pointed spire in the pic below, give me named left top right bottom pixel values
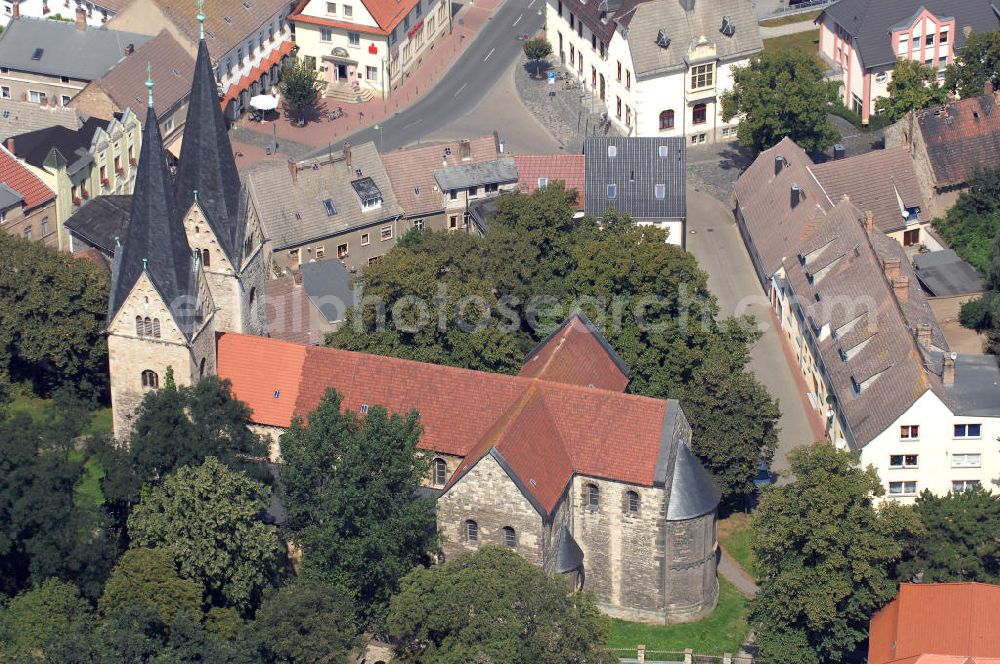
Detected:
left=145, top=63, right=154, bottom=108
left=196, top=0, right=205, bottom=40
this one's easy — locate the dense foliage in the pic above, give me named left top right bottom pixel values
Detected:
left=279, top=61, right=327, bottom=121
left=945, top=29, right=1000, bottom=99
left=721, top=49, right=840, bottom=154
left=0, top=233, right=109, bottom=402
left=875, top=59, right=947, bottom=121
left=388, top=547, right=616, bottom=664
left=326, top=186, right=780, bottom=500
left=749, top=445, right=922, bottom=664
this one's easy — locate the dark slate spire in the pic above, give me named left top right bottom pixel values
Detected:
left=109, top=71, right=193, bottom=331
left=175, top=37, right=243, bottom=263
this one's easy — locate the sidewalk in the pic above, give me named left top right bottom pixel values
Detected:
left=758, top=19, right=820, bottom=39
left=234, top=0, right=503, bottom=167
left=718, top=548, right=759, bottom=597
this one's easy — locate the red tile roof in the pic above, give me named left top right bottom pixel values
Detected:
left=0, top=145, right=54, bottom=210
left=513, top=154, right=586, bottom=207
left=869, top=583, right=1000, bottom=664
left=382, top=137, right=499, bottom=215
left=290, top=0, right=421, bottom=34
left=518, top=312, right=629, bottom=392
left=264, top=276, right=315, bottom=346
left=916, top=93, right=1000, bottom=187
left=216, top=327, right=672, bottom=514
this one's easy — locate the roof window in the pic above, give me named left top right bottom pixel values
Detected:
left=607, top=183, right=617, bottom=199
left=242, top=0, right=252, bottom=8
left=720, top=15, right=736, bottom=37
left=360, top=403, right=369, bottom=414
left=655, top=183, right=665, bottom=199
left=607, top=145, right=617, bottom=157
left=223, top=15, right=233, bottom=23
left=31, top=48, right=44, bottom=61
left=322, top=199, right=337, bottom=216
left=658, top=145, right=668, bottom=157
left=538, top=177, right=548, bottom=188
left=655, top=29, right=670, bottom=49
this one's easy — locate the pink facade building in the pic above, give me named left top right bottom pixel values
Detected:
left=817, top=0, right=999, bottom=122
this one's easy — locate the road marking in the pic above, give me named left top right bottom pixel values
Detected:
left=484, top=48, right=495, bottom=61
left=403, top=118, right=424, bottom=129
left=454, top=83, right=468, bottom=97
left=512, top=13, right=522, bottom=26
left=527, top=0, right=536, bottom=7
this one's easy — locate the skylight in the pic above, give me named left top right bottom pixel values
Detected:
left=607, top=183, right=617, bottom=199
left=655, top=184, right=665, bottom=199
left=31, top=48, right=44, bottom=61
left=322, top=199, right=337, bottom=216
left=658, top=145, right=668, bottom=158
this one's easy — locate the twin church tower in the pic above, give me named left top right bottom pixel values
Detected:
left=107, top=12, right=267, bottom=438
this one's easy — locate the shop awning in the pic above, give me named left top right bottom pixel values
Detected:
left=220, top=40, right=295, bottom=110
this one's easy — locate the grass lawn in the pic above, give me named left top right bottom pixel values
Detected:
left=605, top=577, right=749, bottom=655
left=758, top=9, right=821, bottom=27
left=68, top=449, right=106, bottom=511
left=718, top=513, right=757, bottom=580
left=763, top=29, right=826, bottom=70
left=8, top=393, right=113, bottom=436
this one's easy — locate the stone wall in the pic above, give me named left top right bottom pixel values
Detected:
left=436, top=453, right=544, bottom=566
left=240, top=247, right=268, bottom=336
left=663, top=512, right=718, bottom=622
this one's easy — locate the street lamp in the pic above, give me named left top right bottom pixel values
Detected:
left=373, top=123, right=383, bottom=151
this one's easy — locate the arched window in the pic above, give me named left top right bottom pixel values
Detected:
left=202, top=248, right=210, bottom=267
left=135, top=315, right=144, bottom=336
left=144, top=316, right=153, bottom=336
left=151, top=318, right=161, bottom=338
left=248, top=287, right=256, bottom=309
left=659, top=109, right=674, bottom=130
left=626, top=490, right=640, bottom=514
left=464, top=519, right=478, bottom=543
left=502, top=526, right=516, bottom=548
left=692, top=103, right=707, bottom=125
left=433, top=458, right=447, bottom=486
left=199, top=357, right=206, bottom=378
left=586, top=483, right=600, bottom=509
left=141, top=369, right=159, bottom=389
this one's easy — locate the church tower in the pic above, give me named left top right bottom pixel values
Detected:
left=107, top=69, right=218, bottom=439
left=174, top=4, right=266, bottom=336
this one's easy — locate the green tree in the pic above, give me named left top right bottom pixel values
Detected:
left=388, top=547, right=615, bottom=664
left=750, top=444, right=922, bottom=664
left=0, top=578, right=92, bottom=658
left=127, top=457, right=281, bottom=614
left=0, top=233, right=109, bottom=402
left=99, top=548, right=204, bottom=625
left=279, top=60, right=327, bottom=123
left=875, top=58, right=948, bottom=121
left=250, top=579, right=362, bottom=664
left=280, top=390, right=436, bottom=628
left=722, top=49, right=840, bottom=154
left=896, top=487, right=1000, bottom=584
left=523, top=37, right=552, bottom=77
left=946, top=29, right=1000, bottom=99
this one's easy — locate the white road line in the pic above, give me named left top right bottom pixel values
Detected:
left=527, top=0, right=536, bottom=7
left=512, top=13, right=523, bottom=26
left=403, top=119, right=424, bottom=129
left=454, top=83, right=468, bottom=97
left=484, top=48, right=496, bottom=61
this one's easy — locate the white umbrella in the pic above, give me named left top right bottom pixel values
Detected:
left=249, top=94, right=279, bottom=111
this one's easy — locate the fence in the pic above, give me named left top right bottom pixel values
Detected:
left=607, top=646, right=754, bottom=664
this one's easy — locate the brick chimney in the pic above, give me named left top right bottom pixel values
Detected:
left=287, top=157, right=298, bottom=184
left=882, top=257, right=901, bottom=280
left=5, top=137, right=13, bottom=154
left=893, top=276, right=910, bottom=301
left=774, top=154, right=784, bottom=176
left=915, top=322, right=931, bottom=349
left=864, top=210, right=874, bottom=233
left=75, top=3, right=87, bottom=30
left=124, top=43, right=135, bottom=56
left=943, top=351, right=956, bottom=385
left=343, top=142, right=352, bottom=167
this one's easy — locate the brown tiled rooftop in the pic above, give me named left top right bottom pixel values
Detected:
left=96, top=31, right=195, bottom=123
left=513, top=154, right=585, bottom=207
left=916, top=92, right=1000, bottom=187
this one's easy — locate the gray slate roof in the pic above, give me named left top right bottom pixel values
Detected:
left=433, top=159, right=518, bottom=192
left=0, top=99, right=81, bottom=142
left=0, top=17, right=151, bottom=80
left=64, top=194, right=132, bottom=254
left=628, top=0, right=761, bottom=78
left=820, top=0, right=1000, bottom=69
left=944, top=353, right=1000, bottom=417
left=0, top=182, right=23, bottom=210
left=913, top=249, right=985, bottom=297
left=583, top=137, right=686, bottom=221
left=247, top=142, right=403, bottom=251
left=301, top=259, right=354, bottom=323
left=552, top=525, right=584, bottom=573
left=666, top=442, right=721, bottom=521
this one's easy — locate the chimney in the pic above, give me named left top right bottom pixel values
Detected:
left=11, top=1, right=19, bottom=18
left=124, top=43, right=135, bottom=56
left=943, top=351, right=956, bottom=385
left=287, top=157, right=298, bottom=184
left=864, top=210, right=874, bottom=233
left=343, top=142, right=352, bottom=167
left=459, top=139, right=471, bottom=161
left=833, top=143, right=845, bottom=160
left=882, top=257, right=901, bottom=280
left=790, top=183, right=801, bottom=208
left=679, top=0, right=694, bottom=10
left=5, top=137, right=13, bottom=154
left=915, top=322, right=931, bottom=350
left=774, top=154, right=784, bottom=176
left=893, top=276, right=910, bottom=302
left=75, top=3, right=87, bottom=30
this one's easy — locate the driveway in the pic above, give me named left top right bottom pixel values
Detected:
left=686, top=187, right=822, bottom=474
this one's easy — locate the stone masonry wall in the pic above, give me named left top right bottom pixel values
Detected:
left=437, top=454, right=544, bottom=566
left=663, top=512, right=719, bottom=622
left=239, top=247, right=268, bottom=336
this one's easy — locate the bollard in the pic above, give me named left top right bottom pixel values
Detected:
left=684, top=649, right=693, bottom=664
left=636, top=644, right=645, bottom=664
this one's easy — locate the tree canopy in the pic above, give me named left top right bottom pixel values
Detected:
left=721, top=48, right=841, bottom=154
left=99, top=548, right=204, bottom=625
left=279, top=61, right=327, bottom=121
left=0, top=578, right=93, bottom=658
left=279, top=389, right=437, bottom=628
left=946, top=29, right=1000, bottom=99
left=749, top=444, right=921, bottom=664
left=875, top=58, right=948, bottom=121
left=388, top=546, right=616, bottom=664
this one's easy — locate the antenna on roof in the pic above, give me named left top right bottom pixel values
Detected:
left=196, top=0, right=206, bottom=40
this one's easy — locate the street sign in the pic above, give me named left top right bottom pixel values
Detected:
left=548, top=71, right=556, bottom=85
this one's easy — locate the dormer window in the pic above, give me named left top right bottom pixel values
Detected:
left=352, top=177, right=383, bottom=211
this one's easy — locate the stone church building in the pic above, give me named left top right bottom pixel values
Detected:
left=108, top=16, right=721, bottom=624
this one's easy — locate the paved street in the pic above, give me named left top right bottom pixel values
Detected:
left=686, top=187, right=824, bottom=474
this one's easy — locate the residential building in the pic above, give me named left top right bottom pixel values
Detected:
left=544, top=0, right=760, bottom=141
left=382, top=135, right=515, bottom=234
left=71, top=30, right=195, bottom=148
left=0, top=98, right=81, bottom=141
left=885, top=87, right=1000, bottom=214
left=216, top=310, right=721, bottom=623
left=817, top=0, right=1000, bottom=123
left=289, top=0, right=449, bottom=101
left=0, top=13, right=150, bottom=108
left=913, top=249, right=986, bottom=341
left=735, top=139, right=1000, bottom=501
left=265, top=258, right=352, bottom=345
left=869, top=583, right=1000, bottom=664
left=108, top=0, right=295, bottom=121
left=247, top=142, right=404, bottom=273
left=6, top=109, right=141, bottom=250
left=2, top=0, right=133, bottom=28
left=0, top=142, right=57, bottom=245
left=513, top=153, right=586, bottom=208
left=63, top=193, right=131, bottom=258
left=583, top=136, right=686, bottom=246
